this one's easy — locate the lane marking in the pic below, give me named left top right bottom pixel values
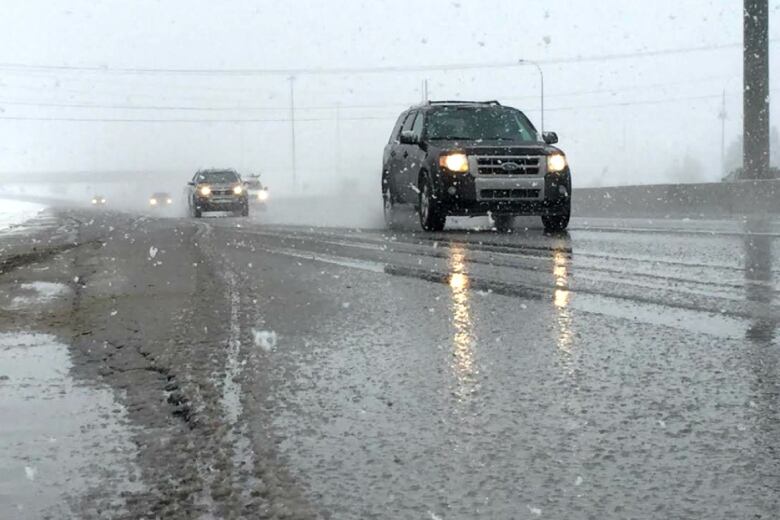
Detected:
left=257, top=246, right=386, bottom=273
left=237, top=227, right=778, bottom=296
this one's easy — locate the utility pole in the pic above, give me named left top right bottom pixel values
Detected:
left=422, top=79, right=429, bottom=102
left=289, top=76, right=297, bottom=191
left=519, top=59, right=544, bottom=134
left=335, top=103, right=341, bottom=176
left=743, top=0, right=770, bottom=181
left=718, top=89, right=727, bottom=177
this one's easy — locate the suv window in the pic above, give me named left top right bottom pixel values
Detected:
left=195, top=170, right=239, bottom=184
left=410, top=112, right=424, bottom=139
left=401, top=111, right=417, bottom=134
left=426, top=107, right=537, bottom=142
left=389, top=113, right=408, bottom=143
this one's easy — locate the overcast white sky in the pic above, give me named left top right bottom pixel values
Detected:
left=1, top=0, right=779, bottom=192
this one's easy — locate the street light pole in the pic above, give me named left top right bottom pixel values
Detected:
left=718, top=89, right=727, bottom=177
left=519, top=59, right=544, bottom=135
left=288, top=76, right=297, bottom=191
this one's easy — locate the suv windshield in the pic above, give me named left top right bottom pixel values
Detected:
left=426, top=107, right=538, bottom=142
left=196, top=171, right=239, bottom=184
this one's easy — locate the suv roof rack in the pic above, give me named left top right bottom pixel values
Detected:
left=425, top=100, right=501, bottom=106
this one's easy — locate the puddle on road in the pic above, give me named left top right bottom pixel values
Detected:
left=0, top=332, right=143, bottom=519
left=8, top=282, right=71, bottom=309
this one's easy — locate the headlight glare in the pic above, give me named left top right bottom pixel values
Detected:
left=199, top=185, right=211, bottom=196
left=547, top=154, right=567, bottom=173
left=233, top=185, right=243, bottom=195
left=257, top=190, right=269, bottom=201
left=150, top=198, right=158, bottom=205
left=439, top=153, right=469, bottom=173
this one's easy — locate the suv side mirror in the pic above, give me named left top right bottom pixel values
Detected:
left=400, top=131, right=420, bottom=145
left=542, top=131, right=559, bottom=145
left=187, top=181, right=195, bottom=186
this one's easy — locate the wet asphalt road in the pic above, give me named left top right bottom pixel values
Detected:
left=1, top=208, right=779, bottom=519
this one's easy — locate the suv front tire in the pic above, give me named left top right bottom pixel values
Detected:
left=542, top=201, right=570, bottom=232
left=418, top=176, right=446, bottom=232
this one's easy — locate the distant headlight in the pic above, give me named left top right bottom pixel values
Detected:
left=101, top=198, right=106, bottom=204
left=547, top=154, right=567, bottom=173
left=149, top=198, right=158, bottom=205
left=439, top=153, right=469, bottom=173
left=91, top=198, right=97, bottom=204
left=233, top=185, right=243, bottom=195
left=257, top=190, right=269, bottom=201
left=199, top=185, right=211, bottom=196
left=166, top=198, right=173, bottom=204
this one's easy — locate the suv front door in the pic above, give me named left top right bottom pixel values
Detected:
left=400, top=111, right=426, bottom=203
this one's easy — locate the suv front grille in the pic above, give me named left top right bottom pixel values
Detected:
left=480, top=189, right=541, bottom=200
left=476, top=156, right=541, bottom=175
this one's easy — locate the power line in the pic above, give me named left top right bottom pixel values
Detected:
left=0, top=90, right=755, bottom=123
left=0, top=98, right=411, bottom=112
left=0, top=73, right=743, bottom=113
left=0, top=114, right=395, bottom=123
left=0, top=40, right=768, bottom=77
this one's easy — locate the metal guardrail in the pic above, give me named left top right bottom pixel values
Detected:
left=574, top=180, right=780, bottom=218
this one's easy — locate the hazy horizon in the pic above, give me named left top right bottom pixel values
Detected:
left=1, top=1, right=778, bottom=193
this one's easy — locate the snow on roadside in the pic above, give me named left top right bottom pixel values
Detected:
left=0, top=199, right=47, bottom=232
left=0, top=332, right=144, bottom=517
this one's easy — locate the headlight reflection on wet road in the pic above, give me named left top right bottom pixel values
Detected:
left=552, top=248, right=575, bottom=364
left=448, top=245, right=477, bottom=400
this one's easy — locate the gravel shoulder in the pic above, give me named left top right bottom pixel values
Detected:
left=0, top=209, right=316, bottom=519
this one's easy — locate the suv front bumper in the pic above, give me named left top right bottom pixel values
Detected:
left=432, top=167, right=571, bottom=216
left=194, top=195, right=248, bottom=211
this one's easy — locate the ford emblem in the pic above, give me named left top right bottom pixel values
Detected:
left=501, top=162, right=522, bottom=172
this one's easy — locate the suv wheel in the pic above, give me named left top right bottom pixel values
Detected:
left=493, top=215, right=514, bottom=233
left=192, top=204, right=202, bottom=218
left=383, top=188, right=397, bottom=229
left=419, top=177, right=446, bottom=232
left=542, top=213, right=570, bottom=232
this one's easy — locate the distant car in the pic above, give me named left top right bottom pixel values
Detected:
left=186, top=169, right=249, bottom=218
left=244, top=175, right=269, bottom=210
left=381, top=100, right=571, bottom=232
left=149, top=192, right=173, bottom=207
left=91, top=195, right=107, bottom=206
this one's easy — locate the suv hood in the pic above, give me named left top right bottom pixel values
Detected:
left=427, top=140, right=559, bottom=156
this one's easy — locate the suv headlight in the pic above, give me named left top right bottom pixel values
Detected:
left=547, top=154, right=567, bottom=173
left=233, top=185, right=243, bottom=195
left=439, top=153, right=469, bottom=173
left=199, top=185, right=211, bottom=196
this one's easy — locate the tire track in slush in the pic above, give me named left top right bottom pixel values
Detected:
left=219, top=270, right=262, bottom=507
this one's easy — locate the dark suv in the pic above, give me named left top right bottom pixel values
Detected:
left=381, top=100, right=571, bottom=232
left=186, top=169, right=249, bottom=218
